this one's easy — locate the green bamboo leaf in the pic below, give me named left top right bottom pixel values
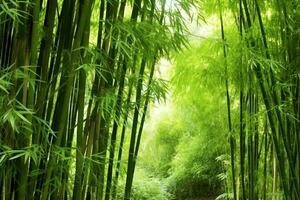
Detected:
left=9, top=152, right=26, bottom=160
left=0, top=154, right=7, bottom=165
left=2, top=108, right=17, bottom=131
left=0, top=74, right=12, bottom=93
left=14, top=109, right=31, bottom=125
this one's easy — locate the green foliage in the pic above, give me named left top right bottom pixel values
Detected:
left=141, top=114, right=182, bottom=177
left=1, top=0, right=299, bottom=199
left=0, top=0, right=30, bottom=23
left=115, top=168, right=173, bottom=200
left=138, top=37, right=231, bottom=199
left=0, top=144, right=43, bottom=165
left=167, top=134, right=225, bottom=198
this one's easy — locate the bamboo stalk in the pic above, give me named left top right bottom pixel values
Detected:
left=218, top=2, right=237, bottom=199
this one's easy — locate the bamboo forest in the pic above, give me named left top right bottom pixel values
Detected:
left=0, top=0, right=300, bottom=199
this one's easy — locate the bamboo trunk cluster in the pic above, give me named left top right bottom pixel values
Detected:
left=0, top=0, right=186, bottom=199
left=220, top=0, right=300, bottom=199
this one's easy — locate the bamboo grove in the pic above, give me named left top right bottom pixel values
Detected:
left=1, top=0, right=300, bottom=199
left=0, top=0, right=190, bottom=199
left=217, top=0, right=300, bottom=199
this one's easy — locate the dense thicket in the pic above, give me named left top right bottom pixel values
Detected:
left=1, top=0, right=300, bottom=199
left=138, top=0, right=300, bottom=199
left=0, top=0, right=190, bottom=199
left=220, top=1, right=300, bottom=199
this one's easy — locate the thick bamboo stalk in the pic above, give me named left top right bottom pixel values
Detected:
left=40, top=1, right=93, bottom=198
